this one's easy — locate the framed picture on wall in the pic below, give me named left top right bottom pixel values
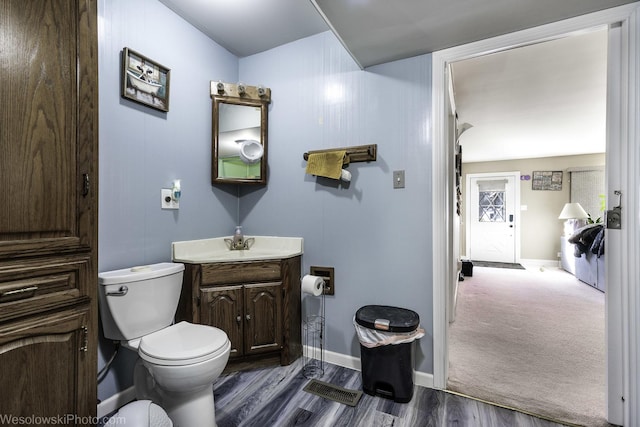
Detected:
left=532, top=171, right=563, bottom=190
left=121, top=47, right=170, bottom=112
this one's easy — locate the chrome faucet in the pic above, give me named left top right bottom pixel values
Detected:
left=224, top=237, right=255, bottom=250
left=242, top=237, right=255, bottom=250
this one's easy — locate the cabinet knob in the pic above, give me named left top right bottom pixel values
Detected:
left=236, top=315, right=242, bottom=323
left=246, top=314, right=251, bottom=321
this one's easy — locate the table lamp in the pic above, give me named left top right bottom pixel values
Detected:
left=558, top=202, right=589, bottom=236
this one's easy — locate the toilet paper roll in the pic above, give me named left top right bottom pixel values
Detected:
left=301, top=274, right=324, bottom=297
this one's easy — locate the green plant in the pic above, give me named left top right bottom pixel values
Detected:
left=587, top=213, right=602, bottom=224
left=599, top=194, right=606, bottom=212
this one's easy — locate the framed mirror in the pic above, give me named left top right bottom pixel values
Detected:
left=212, top=82, right=270, bottom=185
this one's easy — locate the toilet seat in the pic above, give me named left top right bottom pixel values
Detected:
left=139, top=321, right=229, bottom=366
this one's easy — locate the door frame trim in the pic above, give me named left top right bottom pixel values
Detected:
left=465, top=171, right=521, bottom=263
left=431, top=4, right=639, bottom=425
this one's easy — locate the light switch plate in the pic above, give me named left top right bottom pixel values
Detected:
left=161, top=188, right=179, bottom=209
left=393, top=170, right=405, bottom=189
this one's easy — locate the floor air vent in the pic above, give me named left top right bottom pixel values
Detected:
left=303, top=379, right=363, bottom=407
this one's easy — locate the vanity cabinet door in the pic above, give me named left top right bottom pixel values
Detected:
left=244, top=282, right=282, bottom=356
left=200, top=286, right=244, bottom=357
left=181, top=257, right=300, bottom=367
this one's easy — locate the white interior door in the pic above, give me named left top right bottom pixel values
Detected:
left=467, top=173, right=518, bottom=263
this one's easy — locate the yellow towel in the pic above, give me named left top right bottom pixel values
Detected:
left=305, top=150, right=347, bottom=180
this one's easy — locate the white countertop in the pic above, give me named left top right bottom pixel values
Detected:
left=172, top=236, right=303, bottom=263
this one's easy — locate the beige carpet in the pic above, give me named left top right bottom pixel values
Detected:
left=448, top=265, right=609, bottom=427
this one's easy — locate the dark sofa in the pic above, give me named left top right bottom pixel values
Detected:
left=561, top=224, right=605, bottom=292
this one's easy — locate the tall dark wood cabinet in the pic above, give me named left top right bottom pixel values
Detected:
left=0, top=0, right=98, bottom=423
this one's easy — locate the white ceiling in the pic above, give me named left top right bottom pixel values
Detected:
left=157, top=0, right=635, bottom=162
left=157, top=0, right=328, bottom=57
left=451, top=29, right=608, bottom=163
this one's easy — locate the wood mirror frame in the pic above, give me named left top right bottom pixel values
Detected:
left=211, top=82, right=270, bottom=185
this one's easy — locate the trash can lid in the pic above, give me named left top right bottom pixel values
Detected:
left=355, top=305, right=420, bottom=332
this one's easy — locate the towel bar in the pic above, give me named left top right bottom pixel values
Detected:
left=303, top=144, right=377, bottom=164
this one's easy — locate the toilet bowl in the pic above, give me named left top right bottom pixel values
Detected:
left=239, top=139, right=263, bottom=164
left=133, top=322, right=230, bottom=426
left=98, top=263, right=230, bottom=427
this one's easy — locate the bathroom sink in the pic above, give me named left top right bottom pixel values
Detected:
left=172, top=236, right=303, bottom=263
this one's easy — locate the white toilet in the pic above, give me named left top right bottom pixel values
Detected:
left=98, top=262, right=231, bottom=427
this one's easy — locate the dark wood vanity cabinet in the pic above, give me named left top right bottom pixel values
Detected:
left=0, top=0, right=98, bottom=423
left=200, top=282, right=283, bottom=358
left=178, top=256, right=301, bottom=367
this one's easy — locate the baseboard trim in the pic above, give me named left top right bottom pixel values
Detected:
left=97, top=386, right=136, bottom=419
left=520, top=258, right=560, bottom=270
left=304, top=346, right=434, bottom=389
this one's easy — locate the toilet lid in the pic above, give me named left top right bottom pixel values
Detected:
left=139, top=321, right=229, bottom=365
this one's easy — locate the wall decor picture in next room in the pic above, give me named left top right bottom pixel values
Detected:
left=532, top=171, right=562, bottom=191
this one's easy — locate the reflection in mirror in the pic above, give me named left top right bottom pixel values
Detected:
left=218, top=103, right=261, bottom=177
left=212, top=82, right=270, bottom=185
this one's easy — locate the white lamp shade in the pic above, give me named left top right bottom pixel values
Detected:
left=558, top=202, right=589, bottom=219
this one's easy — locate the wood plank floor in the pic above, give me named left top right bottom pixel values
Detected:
left=213, top=359, right=568, bottom=427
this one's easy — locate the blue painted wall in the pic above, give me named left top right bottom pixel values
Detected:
left=97, top=0, right=239, bottom=401
left=239, top=34, right=434, bottom=373
left=97, top=0, right=434, bottom=403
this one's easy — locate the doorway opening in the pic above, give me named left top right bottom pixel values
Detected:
left=431, top=5, right=640, bottom=426
left=450, top=31, right=606, bottom=423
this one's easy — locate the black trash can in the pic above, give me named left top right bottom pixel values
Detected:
left=355, top=305, right=421, bottom=403
left=461, top=260, right=473, bottom=277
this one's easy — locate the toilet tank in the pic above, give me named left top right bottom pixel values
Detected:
left=98, top=262, right=185, bottom=341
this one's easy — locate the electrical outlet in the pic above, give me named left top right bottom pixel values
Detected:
left=161, top=188, right=179, bottom=209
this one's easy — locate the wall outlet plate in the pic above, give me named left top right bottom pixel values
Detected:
left=161, top=188, right=179, bottom=209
